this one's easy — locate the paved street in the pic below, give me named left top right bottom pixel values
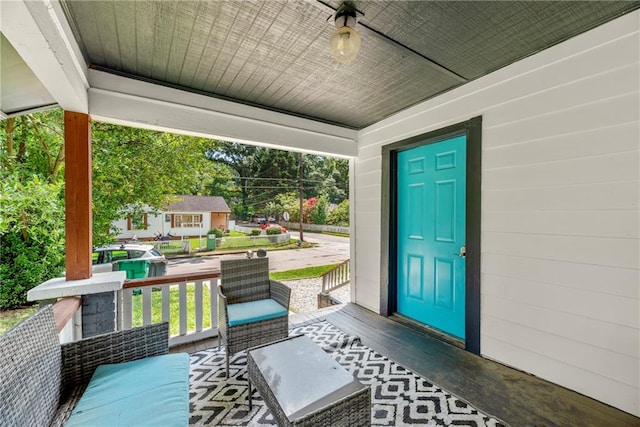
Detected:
left=167, top=232, right=350, bottom=275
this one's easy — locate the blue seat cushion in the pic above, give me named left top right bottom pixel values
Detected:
left=227, top=298, right=288, bottom=327
left=65, top=353, right=189, bottom=427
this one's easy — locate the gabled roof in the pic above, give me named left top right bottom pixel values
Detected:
left=168, top=196, right=231, bottom=213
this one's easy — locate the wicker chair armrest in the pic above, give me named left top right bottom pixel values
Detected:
left=217, top=284, right=229, bottom=326
left=61, top=322, right=169, bottom=388
left=269, top=279, right=291, bottom=309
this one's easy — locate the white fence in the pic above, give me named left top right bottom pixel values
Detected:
left=191, top=231, right=291, bottom=251
left=280, top=222, right=349, bottom=235
left=216, top=232, right=290, bottom=249
left=152, top=240, right=191, bottom=254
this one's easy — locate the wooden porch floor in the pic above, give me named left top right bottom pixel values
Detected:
left=172, top=303, right=639, bottom=427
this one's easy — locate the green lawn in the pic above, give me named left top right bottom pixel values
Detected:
left=0, top=305, right=39, bottom=335
left=130, top=284, right=212, bottom=336
left=188, top=235, right=295, bottom=252
left=270, top=263, right=339, bottom=281
left=216, top=235, right=278, bottom=249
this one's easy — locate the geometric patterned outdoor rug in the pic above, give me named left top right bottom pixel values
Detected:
left=189, top=321, right=509, bottom=426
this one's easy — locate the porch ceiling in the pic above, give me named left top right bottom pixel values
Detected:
left=58, top=0, right=639, bottom=130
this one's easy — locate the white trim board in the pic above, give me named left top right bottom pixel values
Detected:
left=1, top=0, right=89, bottom=113
left=88, top=69, right=357, bottom=158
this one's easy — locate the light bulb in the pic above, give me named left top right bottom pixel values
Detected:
left=329, top=26, right=361, bottom=64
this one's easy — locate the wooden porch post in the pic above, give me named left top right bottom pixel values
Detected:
left=64, top=111, right=92, bottom=280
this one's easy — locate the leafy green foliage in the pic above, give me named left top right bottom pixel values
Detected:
left=276, top=192, right=300, bottom=222
left=302, top=156, right=349, bottom=203
left=0, top=176, right=65, bottom=309
left=265, top=225, right=283, bottom=235
left=250, top=229, right=262, bottom=236
left=91, top=123, right=222, bottom=245
left=327, top=200, right=349, bottom=226
left=308, top=195, right=329, bottom=225
left=206, top=144, right=349, bottom=221
left=0, top=110, right=65, bottom=182
left=207, top=228, right=224, bottom=238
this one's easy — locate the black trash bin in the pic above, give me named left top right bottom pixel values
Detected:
left=148, top=259, right=168, bottom=277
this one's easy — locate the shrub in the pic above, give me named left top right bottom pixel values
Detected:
left=265, top=226, right=283, bottom=235
left=207, top=228, right=224, bottom=238
left=327, top=199, right=349, bottom=226
left=0, top=176, right=65, bottom=309
left=250, top=229, right=262, bottom=236
left=309, top=195, right=328, bottom=225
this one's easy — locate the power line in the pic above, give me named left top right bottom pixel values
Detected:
left=230, top=176, right=328, bottom=183
left=242, top=186, right=318, bottom=190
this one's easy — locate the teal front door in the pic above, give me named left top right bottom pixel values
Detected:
left=397, top=135, right=467, bottom=339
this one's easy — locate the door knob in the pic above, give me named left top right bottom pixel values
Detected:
left=454, top=246, right=466, bottom=258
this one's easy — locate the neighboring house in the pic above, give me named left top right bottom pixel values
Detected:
left=114, top=195, right=231, bottom=240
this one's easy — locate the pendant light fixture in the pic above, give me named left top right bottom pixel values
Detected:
left=328, top=3, right=362, bottom=64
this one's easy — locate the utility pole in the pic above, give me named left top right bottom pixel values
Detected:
left=298, top=152, right=304, bottom=244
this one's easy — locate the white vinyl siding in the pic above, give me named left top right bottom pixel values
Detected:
left=354, top=12, right=639, bottom=416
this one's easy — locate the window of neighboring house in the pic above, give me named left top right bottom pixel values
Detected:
left=172, top=213, right=202, bottom=228
left=127, top=213, right=148, bottom=230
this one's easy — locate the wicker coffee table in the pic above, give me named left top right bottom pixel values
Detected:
left=247, top=335, right=371, bottom=426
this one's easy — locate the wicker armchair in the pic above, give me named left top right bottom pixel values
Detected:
left=217, top=257, right=291, bottom=376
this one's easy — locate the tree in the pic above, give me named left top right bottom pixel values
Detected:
left=1, top=109, right=231, bottom=307
left=91, top=123, right=222, bottom=244
left=1, top=110, right=65, bottom=181
left=206, top=143, right=349, bottom=221
left=1, top=111, right=66, bottom=309
left=327, top=199, right=349, bottom=226
left=206, top=142, right=259, bottom=220
left=302, top=155, right=349, bottom=203
left=308, top=195, right=329, bottom=224
left=0, top=176, right=65, bottom=309
left=207, top=143, right=300, bottom=220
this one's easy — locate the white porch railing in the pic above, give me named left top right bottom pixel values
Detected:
left=119, top=271, right=220, bottom=347
left=53, top=297, right=82, bottom=344
left=321, top=259, right=350, bottom=294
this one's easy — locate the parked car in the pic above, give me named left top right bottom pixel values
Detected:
left=92, top=243, right=168, bottom=276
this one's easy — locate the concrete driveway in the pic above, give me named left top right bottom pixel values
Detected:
left=167, top=232, right=349, bottom=275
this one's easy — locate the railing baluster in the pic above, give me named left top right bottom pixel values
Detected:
left=162, top=285, right=170, bottom=323
left=142, top=287, right=152, bottom=326
left=179, top=282, right=187, bottom=336
left=122, top=289, right=132, bottom=330
left=210, top=278, right=218, bottom=330
left=195, top=280, right=203, bottom=332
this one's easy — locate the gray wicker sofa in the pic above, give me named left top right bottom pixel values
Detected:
left=0, top=305, right=188, bottom=427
